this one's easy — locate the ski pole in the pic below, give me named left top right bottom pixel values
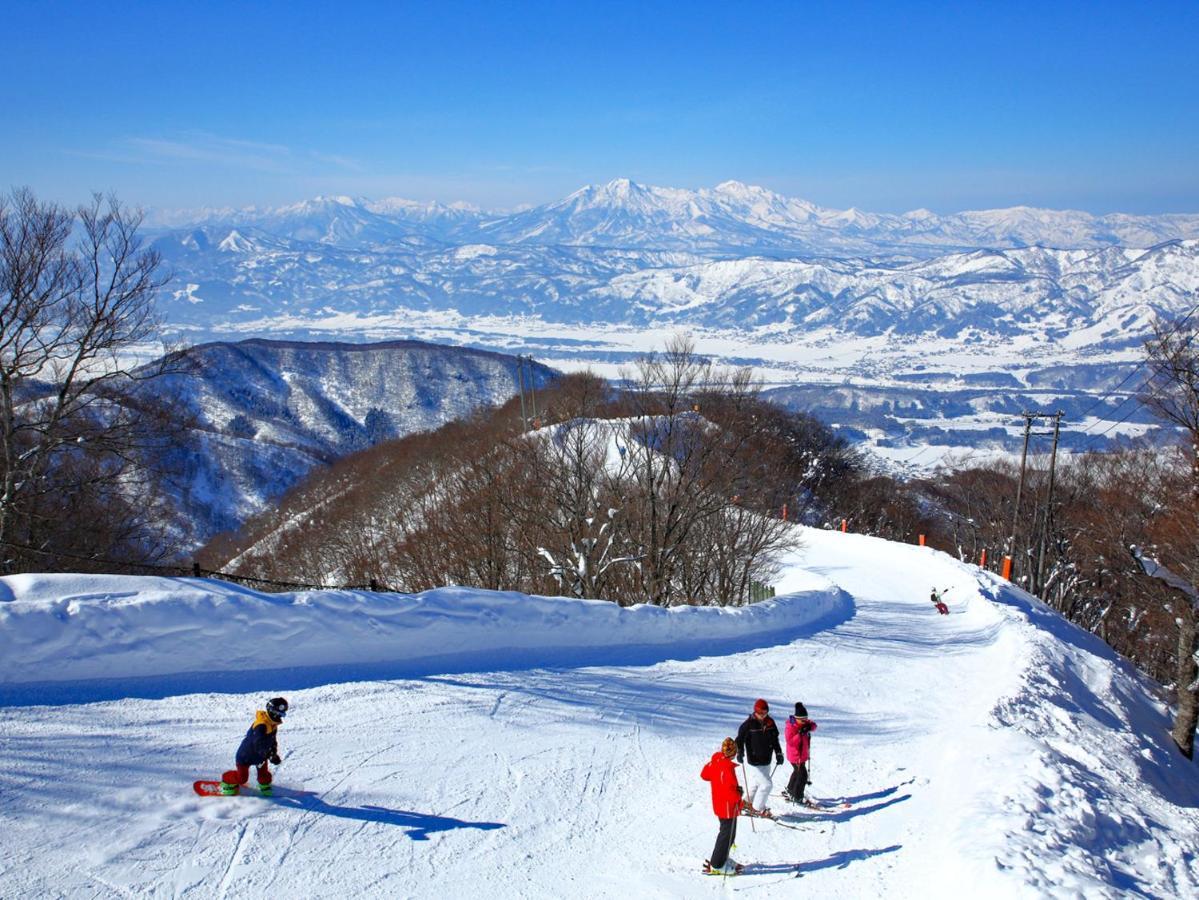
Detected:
left=737, top=756, right=756, bottom=833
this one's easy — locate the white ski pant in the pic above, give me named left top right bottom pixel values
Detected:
left=744, top=763, right=773, bottom=811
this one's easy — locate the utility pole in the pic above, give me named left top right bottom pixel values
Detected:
left=1034, top=411, right=1064, bottom=597
left=1005, top=413, right=1034, bottom=581
left=516, top=357, right=528, bottom=430
left=527, top=356, right=539, bottom=424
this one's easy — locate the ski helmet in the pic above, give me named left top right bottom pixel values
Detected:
left=266, top=697, right=289, bottom=721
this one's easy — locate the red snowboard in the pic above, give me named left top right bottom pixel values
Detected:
left=193, top=780, right=275, bottom=797
left=194, top=780, right=234, bottom=796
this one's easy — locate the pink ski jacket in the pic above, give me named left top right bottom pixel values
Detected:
left=784, top=715, right=817, bottom=764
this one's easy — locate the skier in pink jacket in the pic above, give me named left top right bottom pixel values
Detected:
left=783, top=701, right=818, bottom=805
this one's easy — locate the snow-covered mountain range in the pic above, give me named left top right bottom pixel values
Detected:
left=149, top=179, right=1199, bottom=343
left=150, top=178, right=1199, bottom=257
left=142, top=339, right=552, bottom=548
left=145, top=179, right=1199, bottom=467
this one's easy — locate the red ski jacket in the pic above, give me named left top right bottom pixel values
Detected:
left=701, top=752, right=743, bottom=819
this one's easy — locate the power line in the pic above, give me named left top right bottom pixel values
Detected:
left=1075, top=293, right=1199, bottom=434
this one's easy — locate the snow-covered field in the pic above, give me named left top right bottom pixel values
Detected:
left=1, top=527, right=1196, bottom=898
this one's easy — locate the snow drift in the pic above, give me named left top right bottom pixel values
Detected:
left=0, top=570, right=851, bottom=702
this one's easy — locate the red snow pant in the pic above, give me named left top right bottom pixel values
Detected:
left=935, top=602, right=949, bottom=615
left=222, top=762, right=272, bottom=786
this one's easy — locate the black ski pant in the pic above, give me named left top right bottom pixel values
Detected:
left=710, top=816, right=738, bottom=868
left=785, top=762, right=808, bottom=801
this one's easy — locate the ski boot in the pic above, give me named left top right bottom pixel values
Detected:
left=219, top=781, right=239, bottom=796
left=258, top=783, right=273, bottom=796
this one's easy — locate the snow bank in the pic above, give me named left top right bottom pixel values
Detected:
left=0, top=571, right=850, bottom=700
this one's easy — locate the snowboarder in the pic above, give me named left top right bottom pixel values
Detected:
left=701, top=737, right=748, bottom=876
left=219, top=697, right=288, bottom=795
left=783, top=701, right=818, bottom=805
left=735, top=698, right=783, bottom=817
left=931, top=588, right=949, bottom=615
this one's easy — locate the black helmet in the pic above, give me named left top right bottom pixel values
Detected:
left=266, top=697, right=289, bottom=722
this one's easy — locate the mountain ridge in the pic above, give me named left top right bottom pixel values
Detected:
left=148, top=177, right=1199, bottom=257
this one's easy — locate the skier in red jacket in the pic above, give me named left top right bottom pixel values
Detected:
left=700, top=737, right=751, bottom=876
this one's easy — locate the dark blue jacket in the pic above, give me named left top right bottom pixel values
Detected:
left=236, top=711, right=279, bottom=766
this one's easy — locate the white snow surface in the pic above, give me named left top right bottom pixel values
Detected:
left=1, top=526, right=1197, bottom=898
left=0, top=570, right=847, bottom=689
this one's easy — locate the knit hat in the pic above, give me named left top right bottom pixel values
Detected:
left=721, top=737, right=737, bottom=757
left=794, top=701, right=808, bottom=717
left=754, top=698, right=769, bottom=713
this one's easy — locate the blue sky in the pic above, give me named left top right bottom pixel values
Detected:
left=5, top=1, right=1197, bottom=213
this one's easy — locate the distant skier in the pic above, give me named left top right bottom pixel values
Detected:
left=783, top=701, right=818, bottom=805
left=701, top=737, right=748, bottom=876
left=736, top=698, right=783, bottom=817
left=931, top=588, right=949, bottom=615
left=219, top=697, right=289, bottom=795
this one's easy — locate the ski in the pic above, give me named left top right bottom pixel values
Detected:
left=745, top=807, right=821, bottom=831
left=805, top=798, right=852, bottom=810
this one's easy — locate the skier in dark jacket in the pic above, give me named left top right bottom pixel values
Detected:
left=735, top=698, right=783, bottom=816
left=220, top=697, right=288, bottom=795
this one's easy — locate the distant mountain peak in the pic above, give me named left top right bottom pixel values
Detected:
left=155, top=179, right=1199, bottom=256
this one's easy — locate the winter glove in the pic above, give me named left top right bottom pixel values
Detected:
left=269, top=753, right=282, bottom=765
left=800, top=723, right=812, bottom=734
left=776, top=754, right=784, bottom=766
left=736, top=785, right=744, bottom=795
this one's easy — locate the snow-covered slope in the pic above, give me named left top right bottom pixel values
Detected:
left=141, top=339, right=554, bottom=547
left=0, top=527, right=1195, bottom=897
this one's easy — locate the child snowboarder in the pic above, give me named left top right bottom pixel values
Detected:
left=783, top=702, right=818, bottom=805
left=700, top=737, right=750, bottom=876
left=220, top=697, right=288, bottom=795
left=735, top=698, right=783, bottom=817
left=931, top=588, right=949, bottom=615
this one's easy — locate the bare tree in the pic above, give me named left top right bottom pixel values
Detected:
left=1134, top=315, right=1199, bottom=756
left=0, top=188, right=173, bottom=568
left=618, top=335, right=800, bottom=606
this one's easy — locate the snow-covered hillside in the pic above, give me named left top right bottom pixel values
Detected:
left=141, top=339, right=554, bottom=547
left=1, top=527, right=1195, bottom=897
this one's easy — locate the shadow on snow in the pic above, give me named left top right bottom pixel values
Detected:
left=264, top=788, right=505, bottom=841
